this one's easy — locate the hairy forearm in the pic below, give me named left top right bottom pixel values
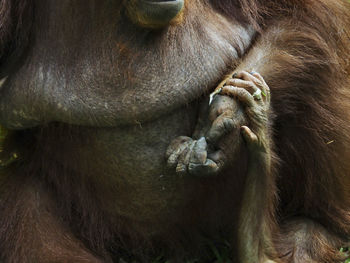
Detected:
left=238, top=143, right=274, bottom=262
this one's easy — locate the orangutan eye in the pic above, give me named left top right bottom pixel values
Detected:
left=124, top=0, right=185, bottom=29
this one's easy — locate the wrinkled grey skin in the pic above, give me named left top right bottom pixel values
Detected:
left=0, top=0, right=255, bottom=216
left=0, top=0, right=256, bottom=222
left=0, top=0, right=264, bottom=261
left=0, top=1, right=254, bottom=129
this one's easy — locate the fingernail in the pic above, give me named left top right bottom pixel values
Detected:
left=250, top=71, right=257, bottom=75
left=209, top=87, right=223, bottom=105
left=198, top=137, right=206, bottom=143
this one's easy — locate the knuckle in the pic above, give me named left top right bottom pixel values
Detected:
left=205, top=159, right=219, bottom=170
left=166, top=147, right=179, bottom=159
left=225, top=78, right=235, bottom=85
left=226, top=84, right=236, bottom=91
left=176, top=163, right=187, bottom=174
left=255, top=72, right=263, bottom=78
left=246, top=80, right=254, bottom=88
left=240, top=88, right=251, bottom=97
left=236, top=89, right=244, bottom=97
left=225, top=88, right=239, bottom=98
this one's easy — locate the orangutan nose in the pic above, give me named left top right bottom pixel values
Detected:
left=125, top=0, right=185, bottom=29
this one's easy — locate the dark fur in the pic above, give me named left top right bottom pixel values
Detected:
left=0, top=0, right=350, bottom=262
left=0, top=0, right=32, bottom=77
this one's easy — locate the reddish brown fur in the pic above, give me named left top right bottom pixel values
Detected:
left=234, top=0, right=350, bottom=261
left=0, top=0, right=350, bottom=262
